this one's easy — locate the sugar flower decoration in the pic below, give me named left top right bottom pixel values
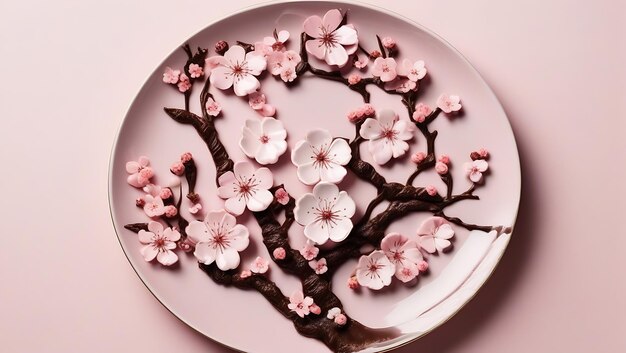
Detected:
left=413, top=103, right=432, bottom=123
left=303, top=9, right=358, bottom=67
left=186, top=209, right=250, bottom=270
left=264, top=30, right=290, bottom=51
left=205, top=97, right=222, bottom=117
left=464, top=159, right=489, bottom=183
left=248, top=91, right=266, bottom=110
left=162, top=67, right=180, bottom=84
left=397, top=59, right=427, bottom=82
left=274, top=188, right=290, bottom=205
left=250, top=256, right=269, bottom=274
left=359, top=109, right=414, bottom=165
left=437, top=94, right=462, bottom=113
left=138, top=221, right=181, bottom=266
left=209, top=45, right=267, bottom=96
left=177, top=73, right=191, bottom=93
left=372, top=57, right=398, bottom=82
left=299, top=241, right=319, bottom=260
left=291, top=129, right=351, bottom=185
left=355, top=250, right=395, bottom=290
left=126, top=156, right=154, bottom=188
left=288, top=291, right=314, bottom=318
left=217, top=161, right=274, bottom=215
left=239, top=117, right=287, bottom=165
left=381, top=233, right=424, bottom=283
left=294, top=182, right=356, bottom=245
left=327, top=307, right=341, bottom=320
left=384, top=78, right=416, bottom=93
left=308, top=258, right=328, bottom=275
left=143, top=195, right=165, bottom=218
left=188, top=63, right=203, bottom=78
left=416, top=217, right=455, bottom=253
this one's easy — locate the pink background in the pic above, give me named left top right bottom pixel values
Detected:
left=1, top=0, right=624, bottom=352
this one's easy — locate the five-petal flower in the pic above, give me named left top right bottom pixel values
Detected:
left=239, top=117, right=288, bottom=165
left=359, top=109, right=414, bottom=165
left=303, top=9, right=358, bottom=67
left=209, top=45, right=267, bottom=96
left=380, top=232, right=424, bottom=283
left=291, top=129, right=351, bottom=185
left=288, top=291, right=314, bottom=318
left=294, top=182, right=356, bottom=245
left=126, top=156, right=154, bottom=188
left=217, top=161, right=274, bottom=215
left=464, top=159, right=489, bottom=183
left=355, top=250, right=395, bottom=290
left=186, top=209, right=250, bottom=270
left=138, top=221, right=181, bottom=266
left=416, top=217, right=455, bottom=253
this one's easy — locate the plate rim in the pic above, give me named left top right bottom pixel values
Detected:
left=107, top=1, right=522, bottom=352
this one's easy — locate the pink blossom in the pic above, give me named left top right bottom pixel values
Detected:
left=303, top=9, right=359, bottom=67
left=143, top=184, right=162, bottom=197
left=411, top=152, right=426, bottom=164
left=164, top=205, right=178, bottom=218
left=135, top=197, right=145, bottom=207
left=204, top=56, right=221, bottom=73
left=372, top=57, right=398, bottom=82
left=177, top=239, right=194, bottom=253
left=464, top=159, right=489, bottom=183
left=188, top=63, right=204, bottom=78
left=437, top=94, right=462, bottom=113
left=354, top=55, right=369, bottom=69
left=384, top=77, right=416, bottom=93
left=417, top=217, right=455, bottom=253
left=274, top=188, right=290, bottom=205
left=425, top=185, right=438, bottom=196
left=347, top=276, right=359, bottom=289
left=309, top=304, right=321, bottom=315
left=347, top=111, right=360, bottom=123
left=143, top=195, right=165, bottom=218
left=438, top=154, right=450, bottom=165
left=381, top=36, right=396, bottom=49
left=248, top=92, right=266, bottom=110
left=126, top=156, right=153, bottom=188
left=327, top=307, right=341, bottom=320
left=263, top=30, right=290, bottom=51
left=435, top=161, right=449, bottom=175
left=280, top=66, right=297, bottom=82
left=240, top=270, right=252, bottom=278
left=397, top=59, right=427, bottom=82
left=287, top=291, right=314, bottom=318
left=209, top=45, right=267, bottom=96
left=217, top=161, right=274, bottom=215
left=299, top=242, right=319, bottom=260
left=267, top=51, right=288, bottom=75
left=250, top=256, right=269, bottom=274
left=355, top=250, right=395, bottom=290
left=362, top=104, right=375, bottom=117
left=284, top=50, right=302, bottom=67
left=413, top=103, right=432, bottom=123
left=253, top=41, right=273, bottom=58
left=359, top=109, right=414, bottom=165
left=273, top=247, right=286, bottom=260
left=180, top=152, right=193, bottom=163
left=205, top=97, right=222, bottom=117
left=188, top=203, right=202, bottom=214
left=162, top=67, right=180, bottom=84
left=177, top=73, right=191, bottom=92
left=159, top=188, right=173, bottom=200
left=381, top=232, right=424, bottom=283
left=170, top=162, right=185, bottom=176
left=309, top=258, right=328, bottom=274
left=348, top=74, right=362, bottom=85
left=479, top=148, right=489, bottom=158
left=137, top=221, right=181, bottom=266
left=334, top=314, right=347, bottom=325
left=259, top=104, right=276, bottom=117
left=418, top=260, right=429, bottom=272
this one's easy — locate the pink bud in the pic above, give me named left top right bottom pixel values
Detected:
left=260, top=104, right=276, bottom=117
left=135, top=197, right=145, bottom=207
left=240, top=270, right=252, bottom=279
left=334, top=314, right=347, bottom=326
left=381, top=36, right=396, bottom=49
left=348, top=74, right=362, bottom=85
left=347, top=111, right=363, bottom=124
left=411, top=152, right=426, bottom=164
left=159, top=188, right=173, bottom=200
left=164, top=205, right=178, bottom=218
left=438, top=154, right=450, bottom=165
left=426, top=185, right=438, bottom=196
left=309, top=304, right=321, bottom=315
left=180, top=152, right=193, bottom=163
left=170, top=161, right=185, bottom=176
left=418, top=260, right=429, bottom=272
left=178, top=239, right=193, bottom=252
left=214, top=40, right=229, bottom=55
left=273, top=247, right=286, bottom=260
left=362, top=104, right=375, bottom=117
left=478, top=148, right=489, bottom=158
left=370, top=50, right=381, bottom=58
left=435, top=162, right=449, bottom=175
left=347, top=276, right=359, bottom=290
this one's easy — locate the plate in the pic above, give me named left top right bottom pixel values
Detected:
left=109, top=1, right=520, bottom=352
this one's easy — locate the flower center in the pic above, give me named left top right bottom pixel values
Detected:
left=320, top=210, right=333, bottom=221
left=321, top=28, right=337, bottom=48
left=368, top=263, right=382, bottom=273
left=239, top=183, right=251, bottom=194
left=154, top=237, right=166, bottom=248
left=272, top=42, right=283, bottom=51
left=382, top=64, right=390, bottom=72
left=259, top=135, right=270, bottom=144
left=382, top=128, right=396, bottom=140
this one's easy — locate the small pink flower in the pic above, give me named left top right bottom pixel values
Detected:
left=138, top=221, right=181, bottom=266
left=417, top=217, right=455, bottom=253
left=381, top=232, right=424, bottom=283
left=273, top=247, right=286, bottom=260
left=359, top=109, right=414, bottom=165
left=170, top=162, right=185, bottom=176
left=159, top=188, right=173, bottom=200
left=372, top=57, right=398, bottom=82
left=384, top=78, right=416, bottom=93
left=334, top=314, right=347, bottom=326
left=135, top=197, right=145, bottom=207
left=205, top=97, right=222, bottom=117
left=126, top=156, right=153, bottom=188
left=188, top=63, right=204, bottom=78
left=438, top=154, right=450, bottom=165
left=426, top=185, right=438, bottom=196
left=370, top=50, right=382, bottom=58
left=464, top=159, right=489, bottom=183
left=362, top=104, right=375, bottom=117
left=217, top=161, right=274, bottom=215
left=240, top=270, right=252, bottom=278
left=263, top=30, right=290, bottom=52
left=248, top=92, right=266, bottom=110
left=355, top=250, right=395, bottom=290
left=435, top=161, right=449, bottom=175
left=274, top=188, right=290, bottom=205
left=259, top=104, right=276, bottom=117
left=308, top=258, right=328, bottom=275
left=209, top=45, right=267, bottom=96
left=478, top=148, right=489, bottom=159
left=143, top=195, right=165, bottom=218
left=381, top=36, right=396, bottom=49
left=347, top=276, right=359, bottom=289
left=437, top=94, right=462, bottom=113
left=162, top=67, right=180, bottom=84
left=177, top=73, right=191, bottom=93
left=413, top=103, right=432, bottom=123
left=411, top=152, right=426, bottom=164
left=188, top=203, right=202, bottom=214
left=309, top=304, right=321, bottom=315
left=180, top=152, right=193, bottom=163
left=280, top=66, right=297, bottom=82
left=354, top=55, right=369, bottom=69
left=250, top=256, right=269, bottom=274
left=397, top=59, right=427, bottom=82
left=284, top=50, right=302, bottom=67
left=287, top=291, right=314, bottom=318
left=348, top=74, right=362, bottom=85
left=299, top=242, right=319, bottom=260
left=303, top=9, right=359, bottom=67
left=164, top=205, right=178, bottom=218
left=177, top=239, right=194, bottom=252
left=418, top=260, right=429, bottom=272
left=327, top=307, right=341, bottom=320
left=347, top=111, right=362, bottom=124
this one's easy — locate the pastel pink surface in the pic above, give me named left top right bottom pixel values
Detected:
left=1, top=1, right=624, bottom=353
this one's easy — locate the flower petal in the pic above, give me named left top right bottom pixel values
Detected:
left=322, top=9, right=342, bottom=32
left=369, top=139, right=393, bottom=165
left=217, top=173, right=237, bottom=198
left=253, top=167, right=273, bottom=190
left=304, top=221, right=331, bottom=245
left=147, top=221, right=163, bottom=235
left=157, top=250, right=178, bottom=266
left=261, top=117, right=286, bottom=139
left=291, top=140, right=314, bottom=166
left=436, top=224, right=455, bottom=240
left=435, top=238, right=452, bottom=252
left=255, top=143, right=279, bottom=164
left=216, top=248, right=241, bottom=270
left=328, top=138, right=352, bottom=165
left=228, top=224, right=250, bottom=252
left=333, top=25, right=358, bottom=45
left=306, top=129, right=333, bottom=148
left=312, top=182, right=339, bottom=200
left=247, top=189, right=273, bottom=212
left=359, top=118, right=383, bottom=139
left=162, top=228, right=181, bottom=242
left=245, top=52, right=267, bottom=75
left=418, top=236, right=437, bottom=254
left=475, top=159, right=489, bottom=172
left=194, top=243, right=217, bottom=265
left=378, top=109, right=398, bottom=130
left=233, top=75, right=260, bottom=96
left=470, top=171, right=483, bottom=183
left=297, top=162, right=321, bottom=185
left=394, top=120, right=414, bottom=141
left=244, top=118, right=262, bottom=135
left=390, top=139, right=409, bottom=158
left=240, top=126, right=261, bottom=158
left=186, top=220, right=210, bottom=243
left=319, top=163, right=347, bottom=183
left=234, top=161, right=255, bottom=179
left=303, top=15, right=323, bottom=37
left=125, top=161, right=140, bottom=174
left=294, top=193, right=318, bottom=226
left=210, top=66, right=235, bottom=90
left=325, top=44, right=349, bottom=67
left=224, top=45, right=245, bottom=63
left=327, top=217, right=353, bottom=243
left=137, top=230, right=154, bottom=245
left=224, top=196, right=246, bottom=216
left=141, top=245, right=158, bottom=262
